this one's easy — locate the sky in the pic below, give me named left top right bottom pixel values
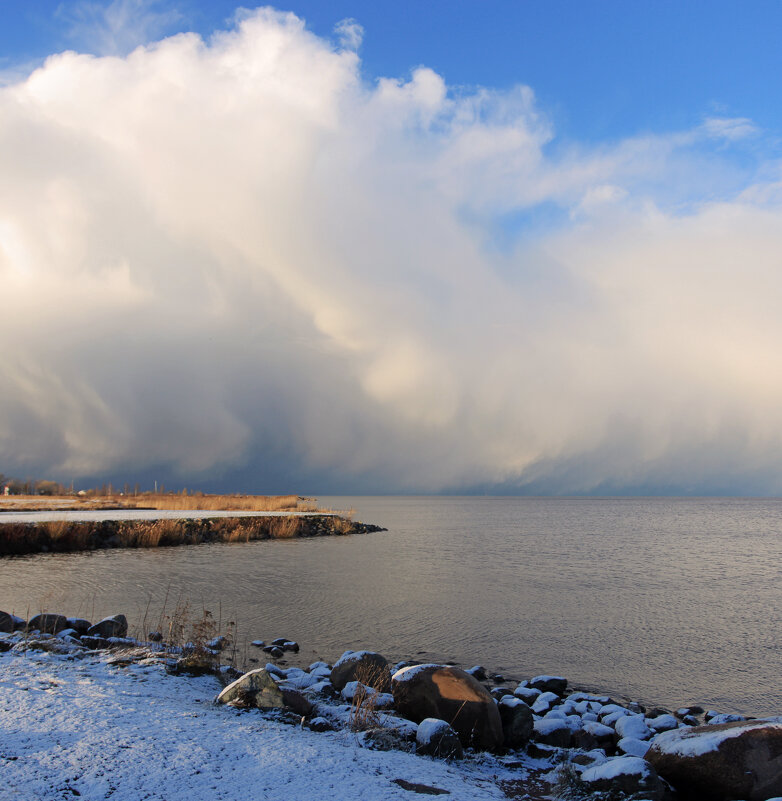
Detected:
left=1, top=1, right=782, bottom=495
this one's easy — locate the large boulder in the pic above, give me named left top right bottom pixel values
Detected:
left=28, top=613, right=68, bottom=634
left=580, top=756, right=665, bottom=800
left=87, top=614, right=127, bottom=638
left=647, top=717, right=782, bottom=800
left=217, top=668, right=284, bottom=709
left=391, top=664, right=503, bottom=751
left=330, top=651, right=391, bottom=693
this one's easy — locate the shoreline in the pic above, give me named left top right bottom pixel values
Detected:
left=0, top=513, right=385, bottom=556
left=2, top=611, right=780, bottom=801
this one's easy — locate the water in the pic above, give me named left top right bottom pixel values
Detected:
left=1, top=496, right=779, bottom=716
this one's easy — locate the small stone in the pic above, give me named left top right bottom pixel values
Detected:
left=217, top=668, right=284, bottom=709
left=28, top=613, right=69, bottom=635
left=416, top=718, right=464, bottom=760
left=87, top=615, right=128, bottom=638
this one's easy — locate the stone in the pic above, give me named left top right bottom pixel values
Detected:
left=330, top=651, right=392, bottom=693
left=580, top=756, right=665, bottom=800
left=283, top=641, right=299, bottom=652
left=171, top=652, right=215, bottom=675
left=529, top=675, right=567, bottom=695
left=466, top=665, right=487, bottom=681
left=0, top=611, right=23, bottom=633
left=647, top=717, right=782, bottom=801
left=647, top=713, right=679, bottom=732
left=617, top=737, right=651, bottom=757
left=217, top=668, right=284, bottom=709
left=531, top=691, right=560, bottom=715
left=498, top=696, right=534, bottom=748
left=28, top=613, right=68, bottom=634
left=392, top=664, right=503, bottom=751
left=281, top=688, right=314, bottom=717
left=66, top=618, right=92, bottom=636
left=87, top=615, right=128, bottom=638
left=416, top=718, right=464, bottom=760
left=513, top=685, right=541, bottom=705
left=303, top=717, right=333, bottom=733
left=533, top=717, right=571, bottom=748
left=80, top=635, right=109, bottom=649
left=615, top=713, right=653, bottom=741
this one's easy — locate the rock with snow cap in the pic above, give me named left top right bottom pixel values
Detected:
left=416, top=718, right=464, bottom=760
left=498, top=696, right=534, bottom=748
left=531, top=691, right=560, bottom=715
left=580, top=756, right=665, bottom=799
left=0, top=612, right=22, bottom=633
left=391, top=664, right=503, bottom=751
left=513, top=685, right=541, bottom=705
left=533, top=716, right=572, bottom=748
left=617, top=737, right=651, bottom=758
left=615, top=713, right=653, bottom=741
left=217, top=668, right=284, bottom=709
left=647, top=717, right=782, bottom=801
left=87, top=614, right=128, bottom=638
left=66, top=618, right=91, bottom=636
left=330, top=650, right=391, bottom=693
left=528, top=675, right=567, bottom=695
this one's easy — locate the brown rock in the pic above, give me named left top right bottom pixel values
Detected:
left=217, top=668, right=284, bottom=709
left=391, top=664, right=503, bottom=751
left=647, top=717, right=782, bottom=800
left=87, top=614, right=128, bottom=638
left=282, top=688, right=314, bottom=717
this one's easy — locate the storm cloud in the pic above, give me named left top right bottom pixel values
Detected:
left=2, top=7, right=782, bottom=493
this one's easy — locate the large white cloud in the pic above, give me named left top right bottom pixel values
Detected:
left=2, top=7, right=782, bottom=493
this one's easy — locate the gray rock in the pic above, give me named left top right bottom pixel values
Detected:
left=529, top=675, right=567, bottom=695
left=66, top=618, right=92, bottom=635
left=533, top=716, right=571, bottom=748
left=580, top=756, right=665, bottom=800
left=217, top=668, right=284, bottom=709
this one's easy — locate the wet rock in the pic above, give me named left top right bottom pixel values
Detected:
left=28, top=613, right=68, bottom=634
left=330, top=651, right=392, bottom=693
left=87, top=614, right=128, bottom=638
left=283, top=641, right=299, bottom=652
left=391, top=664, right=503, bottom=751
left=217, top=668, right=284, bottom=709
left=416, top=718, right=464, bottom=760
left=647, top=717, right=782, bottom=801
left=498, top=696, right=534, bottom=748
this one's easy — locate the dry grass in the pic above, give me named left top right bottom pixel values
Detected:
left=348, top=662, right=388, bottom=731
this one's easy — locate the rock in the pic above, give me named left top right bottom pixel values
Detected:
left=269, top=647, right=283, bottom=658
left=171, top=652, right=215, bottom=675
left=206, top=636, right=228, bottom=651
left=531, top=691, right=560, bottom=715
left=28, top=613, right=68, bottom=634
left=283, top=641, right=299, bottom=652
left=615, top=713, right=653, bottom=741
left=87, top=615, right=127, bottom=638
left=647, top=713, right=679, bottom=732
left=281, top=688, right=314, bottom=717
left=358, top=727, right=412, bottom=752
left=66, top=618, right=91, bottom=635
left=0, top=611, right=25, bottom=633
left=303, top=716, right=333, bottom=733
left=466, top=665, right=487, bottom=681
left=416, top=718, right=464, bottom=760
left=217, top=668, right=285, bottom=709
left=148, top=631, right=163, bottom=642
left=251, top=640, right=265, bottom=647
left=580, top=756, right=665, bottom=800
left=617, top=737, right=651, bottom=757
left=647, top=717, right=782, bottom=801
left=498, top=696, right=534, bottom=748
left=529, top=675, right=567, bottom=695
left=533, top=717, right=572, bottom=748
left=80, top=635, right=109, bottom=649
left=391, top=779, right=450, bottom=795
left=392, top=664, right=503, bottom=751
left=513, top=685, right=541, bottom=705
left=330, top=651, right=392, bottom=693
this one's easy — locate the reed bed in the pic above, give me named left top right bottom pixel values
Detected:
left=0, top=515, right=381, bottom=556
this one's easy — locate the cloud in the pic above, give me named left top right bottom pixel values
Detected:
left=334, top=18, right=363, bottom=52
left=1, top=8, right=782, bottom=493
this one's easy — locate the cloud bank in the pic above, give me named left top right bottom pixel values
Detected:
left=2, top=7, right=782, bottom=493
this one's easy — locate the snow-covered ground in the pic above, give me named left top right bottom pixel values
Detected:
left=0, top=648, right=524, bottom=801
left=0, top=509, right=332, bottom=523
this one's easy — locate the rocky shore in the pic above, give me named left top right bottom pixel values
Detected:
left=1, top=610, right=781, bottom=801
left=0, top=514, right=385, bottom=556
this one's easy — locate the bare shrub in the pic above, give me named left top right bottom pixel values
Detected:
left=268, top=516, right=303, bottom=539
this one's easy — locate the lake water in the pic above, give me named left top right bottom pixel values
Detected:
left=1, top=496, right=779, bottom=716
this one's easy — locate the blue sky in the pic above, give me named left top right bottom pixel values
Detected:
left=3, top=1, right=782, bottom=143
left=2, top=2, right=782, bottom=494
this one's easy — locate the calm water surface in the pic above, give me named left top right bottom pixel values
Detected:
left=1, top=497, right=780, bottom=716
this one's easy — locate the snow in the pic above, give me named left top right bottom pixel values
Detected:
left=614, top=713, right=652, bottom=741
left=651, top=717, right=782, bottom=757
left=416, top=718, right=452, bottom=746
left=391, top=663, right=441, bottom=683
left=617, top=737, right=651, bottom=757
left=0, top=646, right=518, bottom=801
left=580, top=756, right=651, bottom=782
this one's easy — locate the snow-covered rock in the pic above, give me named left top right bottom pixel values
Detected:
left=216, top=668, right=284, bottom=709
left=580, top=756, right=664, bottom=799
left=531, top=691, right=559, bottom=714
left=330, top=650, right=391, bottom=693
left=617, top=736, right=650, bottom=757
left=415, top=718, right=463, bottom=760
left=615, top=713, right=653, bottom=741
left=498, top=696, right=533, bottom=748
left=528, top=675, right=567, bottom=695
